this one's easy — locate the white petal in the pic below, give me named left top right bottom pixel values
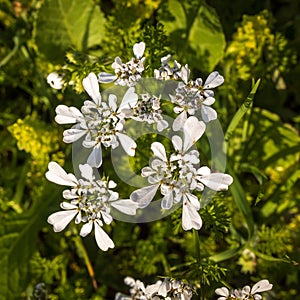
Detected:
left=251, top=280, right=273, bottom=294
left=172, top=111, right=187, bottom=131
left=55, top=105, right=83, bottom=124
left=183, top=116, right=206, bottom=151
left=101, top=211, right=113, bottom=224
left=157, top=120, right=168, bottom=132
left=133, top=42, right=145, bottom=59
left=203, top=71, right=224, bottom=89
left=215, top=287, right=229, bottom=297
left=108, top=94, right=118, bottom=111
left=79, top=164, right=94, bottom=181
left=82, top=138, right=96, bottom=148
left=130, top=184, right=160, bottom=208
left=161, top=191, right=173, bottom=209
left=80, top=221, right=93, bottom=237
left=94, top=220, right=115, bottom=251
left=161, top=54, right=171, bottom=65
left=198, top=173, right=233, bottom=191
left=202, top=96, right=215, bottom=106
left=47, top=209, right=78, bottom=232
left=110, top=199, right=137, bottom=215
left=116, top=132, right=136, bottom=156
left=62, top=190, right=78, bottom=199
left=87, top=144, right=102, bottom=168
left=63, top=128, right=86, bottom=143
left=182, top=197, right=202, bottom=231
left=151, top=142, right=167, bottom=161
left=180, top=65, right=190, bottom=84
left=141, top=166, right=157, bottom=177
left=185, top=193, right=200, bottom=210
left=118, top=87, right=138, bottom=112
left=46, top=162, right=78, bottom=186
left=82, top=73, right=102, bottom=105
left=197, top=166, right=211, bottom=176
left=172, top=135, right=183, bottom=152
left=60, top=202, right=78, bottom=210
left=201, top=106, right=217, bottom=123
left=98, top=72, right=117, bottom=83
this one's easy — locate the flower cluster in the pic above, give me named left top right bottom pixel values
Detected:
left=46, top=162, right=137, bottom=250
left=46, top=41, right=232, bottom=250
left=55, top=72, right=138, bottom=168
left=98, top=42, right=146, bottom=86
left=215, top=280, right=273, bottom=300
left=130, top=116, right=233, bottom=230
left=115, top=277, right=193, bottom=300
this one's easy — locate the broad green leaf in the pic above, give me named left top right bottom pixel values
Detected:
left=0, top=185, right=59, bottom=299
left=34, top=0, right=106, bottom=63
left=159, top=0, right=225, bottom=72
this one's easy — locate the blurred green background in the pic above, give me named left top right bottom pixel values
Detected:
left=0, top=0, right=299, bottom=299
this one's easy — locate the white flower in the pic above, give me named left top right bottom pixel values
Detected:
left=47, top=72, right=64, bottom=89
left=46, top=162, right=137, bottom=251
left=242, top=280, right=273, bottom=300
left=98, top=42, right=146, bottom=87
left=120, top=93, right=168, bottom=131
left=215, top=287, right=230, bottom=300
left=55, top=72, right=138, bottom=167
left=116, top=277, right=193, bottom=300
left=215, top=280, right=273, bottom=300
left=130, top=116, right=233, bottom=231
left=170, top=65, right=224, bottom=129
left=154, top=54, right=181, bottom=80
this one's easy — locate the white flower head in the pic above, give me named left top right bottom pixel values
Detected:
left=121, top=93, right=168, bottom=132
left=216, top=280, right=273, bottom=300
left=116, top=277, right=193, bottom=300
left=154, top=54, right=182, bottom=81
left=47, top=72, right=65, bottom=89
left=98, top=42, right=146, bottom=87
left=170, top=65, right=224, bottom=129
left=55, top=72, right=138, bottom=167
left=46, top=162, right=137, bottom=251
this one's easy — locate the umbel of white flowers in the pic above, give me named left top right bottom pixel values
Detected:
left=215, top=279, right=273, bottom=300
left=115, top=277, right=193, bottom=300
left=130, top=116, right=233, bottom=231
left=55, top=73, right=138, bottom=168
left=46, top=162, right=137, bottom=251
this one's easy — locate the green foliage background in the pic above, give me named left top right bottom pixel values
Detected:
left=0, top=0, right=299, bottom=299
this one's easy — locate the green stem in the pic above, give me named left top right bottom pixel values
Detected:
left=193, top=229, right=204, bottom=299
left=73, top=234, right=98, bottom=290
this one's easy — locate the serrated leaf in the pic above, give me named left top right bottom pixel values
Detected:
left=159, top=0, right=225, bottom=72
left=35, top=0, right=106, bottom=62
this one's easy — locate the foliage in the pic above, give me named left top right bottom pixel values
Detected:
left=0, top=0, right=299, bottom=299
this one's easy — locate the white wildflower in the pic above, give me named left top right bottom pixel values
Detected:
left=154, top=54, right=181, bottom=81
left=47, top=72, right=65, bottom=89
left=130, top=116, right=233, bottom=231
left=55, top=72, right=138, bottom=167
left=46, top=162, right=137, bottom=251
left=98, top=42, right=146, bottom=87
left=120, top=93, right=168, bottom=132
left=170, top=65, right=224, bottom=130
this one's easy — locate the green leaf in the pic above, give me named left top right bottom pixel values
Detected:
left=210, top=246, right=242, bottom=263
left=228, top=165, right=254, bottom=238
left=0, top=185, right=59, bottom=299
left=34, top=0, right=106, bottom=63
left=159, top=0, right=225, bottom=72
left=224, top=79, right=261, bottom=144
